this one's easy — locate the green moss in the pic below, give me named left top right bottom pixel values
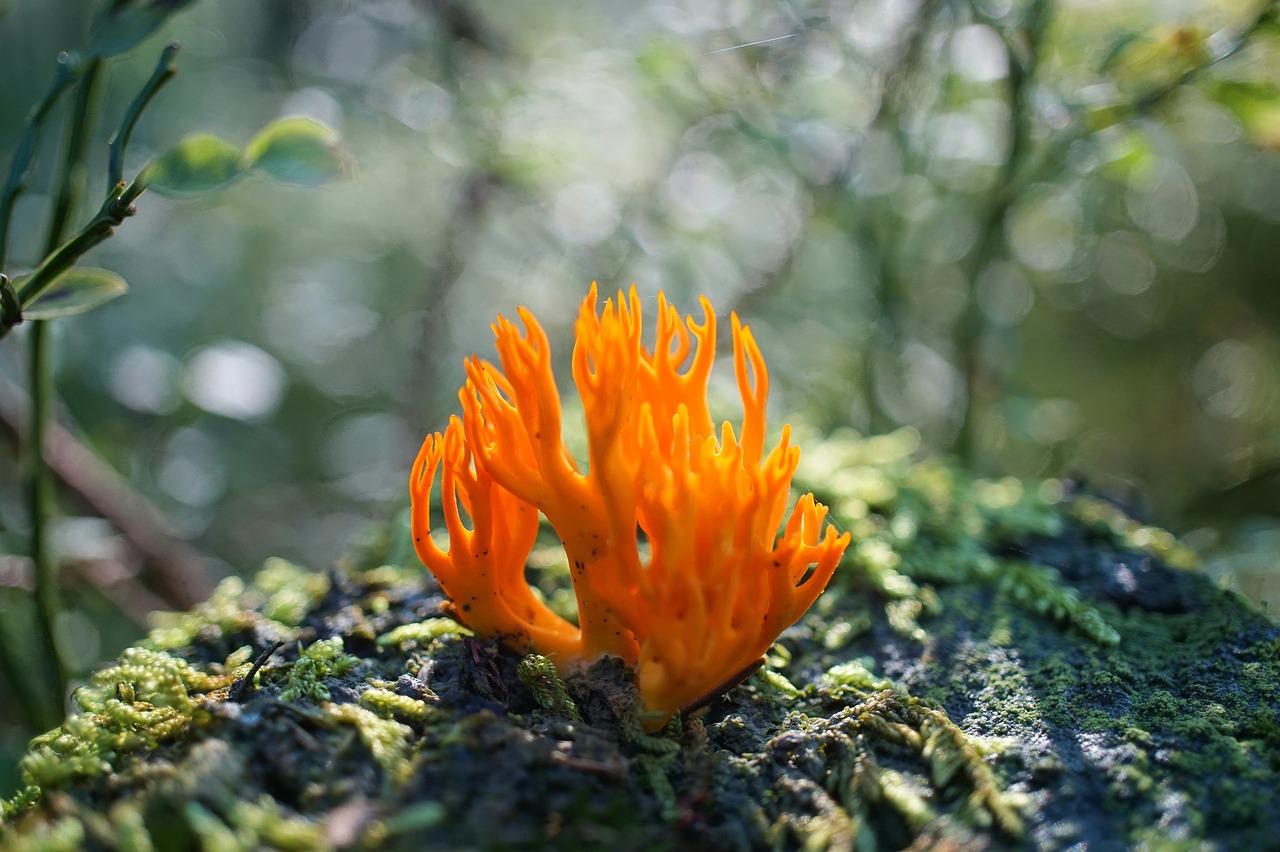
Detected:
left=254, top=558, right=332, bottom=626
left=16, top=647, right=244, bottom=796
left=2, top=816, right=84, bottom=852
left=0, top=787, right=39, bottom=822
left=1139, top=689, right=1180, bottom=722
left=327, top=702, right=415, bottom=786
left=146, top=558, right=328, bottom=653
left=718, top=685, right=1024, bottom=847
left=798, top=428, right=1121, bottom=647
left=375, top=801, right=447, bottom=841
left=278, top=637, right=359, bottom=703
left=997, top=560, right=1121, bottom=645
left=360, top=686, right=438, bottom=722
left=817, top=659, right=894, bottom=693
left=376, top=618, right=470, bottom=650
left=634, top=754, right=677, bottom=821
left=229, top=797, right=330, bottom=849
left=1070, top=495, right=1199, bottom=569
left=517, top=654, right=581, bottom=720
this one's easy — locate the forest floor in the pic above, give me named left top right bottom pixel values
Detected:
left=3, top=430, right=1278, bottom=850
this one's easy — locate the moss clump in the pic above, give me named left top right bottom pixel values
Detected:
left=17, top=646, right=246, bottom=794
left=798, top=428, right=1133, bottom=647
left=375, top=618, right=470, bottom=650
left=719, top=672, right=1025, bottom=846
left=517, top=654, right=581, bottom=721
left=1, top=816, right=84, bottom=852
left=147, top=558, right=330, bottom=654
left=3, top=430, right=1279, bottom=850
left=278, top=637, right=360, bottom=703
left=996, top=560, right=1121, bottom=645
left=327, top=703, right=415, bottom=786
left=360, top=685, right=438, bottom=723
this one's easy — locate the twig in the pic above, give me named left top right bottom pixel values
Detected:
left=42, top=60, right=103, bottom=260
left=75, top=562, right=171, bottom=625
left=0, top=370, right=214, bottom=608
left=229, top=640, right=285, bottom=702
left=108, top=44, right=179, bottom=191
left=0, top=552, right=173, bottom=626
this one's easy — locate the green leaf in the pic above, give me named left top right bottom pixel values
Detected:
left=1212, top=81, right=1280, bottom=151
left=22, top=268, right=128, bottom=320
left=89, top=0, right=197, bottom=58
left=138, top=133, right=246, bottom=197
left=245, top=117, right=353, bottom=185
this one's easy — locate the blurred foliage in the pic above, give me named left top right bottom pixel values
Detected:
left=2, top=0, right=1280, bottom=792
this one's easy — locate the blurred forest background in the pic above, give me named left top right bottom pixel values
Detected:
left=2, top=0, right=1280, bottom=792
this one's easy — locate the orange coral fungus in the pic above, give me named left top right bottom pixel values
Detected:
left=409, top=285, right=850, bottom=722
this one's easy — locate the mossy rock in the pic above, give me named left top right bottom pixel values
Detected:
left=3, top=429, right=1279, bottom=850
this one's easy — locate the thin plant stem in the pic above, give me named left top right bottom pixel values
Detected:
left=28, top=321, right=60, bottom=727
left=0, top=54, right=83, bottom=732
left=108, top=43, right=179, bottom=191
left=28, top=57, right=104, bottom=723
left=12, top=181, right=138, bottom=312
left=0, top=593, right=51, bottom=732
left=44, top=60, right=105, bottom=256
left=0, top=53, right=81, bottom=273
left=0, top=44, right=175, bottom=335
